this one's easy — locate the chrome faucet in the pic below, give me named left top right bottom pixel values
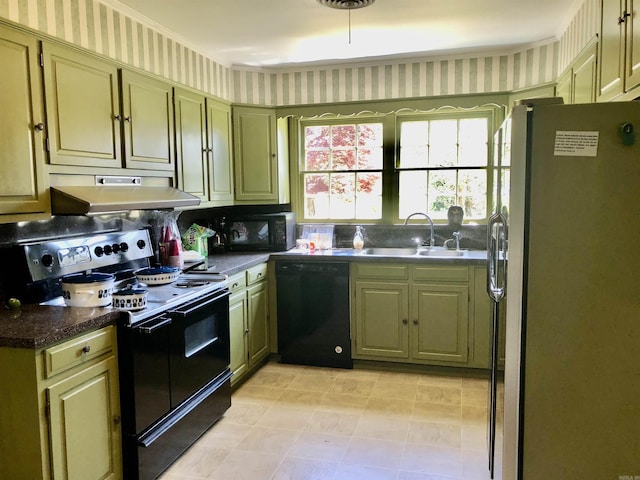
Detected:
left=403, top=212, right=434, bottom=247
left=443, top=232, right=462, bottom=250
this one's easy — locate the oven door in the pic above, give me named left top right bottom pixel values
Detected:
left=167, top=288, right=230, bottom=407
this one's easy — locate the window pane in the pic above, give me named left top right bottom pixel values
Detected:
left=330, top=173, right=356, bottom=218
left=427, top=170, right=456, bottom=219
left=332, top=149, right=356, bottom=170
left=400, top=121, right=428, bottom=146
left=304, top=173, right=329, bottom=219
left=399, top=145, right=428, bottom=168
left=356, top=173, right=382, bottom=219
left=458, top=170, right=487, bottom=219
left=399, top=171, right=427, bottom=219
left=358, top=124, right=383, bottom=147
left=459, top=118, right=488, bottom=166
left=305, top=126, right=330, bottom=148
left=305, top=149, right=330, bottom=170
left=358, top=148, right=383, bottom=169
left=331, top=125, right=356, bottom=147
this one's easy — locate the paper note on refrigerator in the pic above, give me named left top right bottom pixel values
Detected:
left=553, top=131, right=599, bottom=156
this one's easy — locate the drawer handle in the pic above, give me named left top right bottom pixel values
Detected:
left=81, top=345, right=91, bottom=354
left=232, top=282, right=239, bottom=288
left=412, top=319, right=419, bottom=326
left=402, top=319, right=408, bottom=325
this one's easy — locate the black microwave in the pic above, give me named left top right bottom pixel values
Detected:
left=225, top=212, right=296, bottom=252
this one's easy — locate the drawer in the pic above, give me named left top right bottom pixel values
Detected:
left=227, top=272, right=247, bottom=292
left=412, top=265, right=469, bottom=282
left=44, top=326, right=114, bottom=378
left=353, top=263, right=409, bottom=280
left=246, top=263, right=267, bottom=285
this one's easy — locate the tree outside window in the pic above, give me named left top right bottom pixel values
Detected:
left=303, top=122, right=383, bottom=220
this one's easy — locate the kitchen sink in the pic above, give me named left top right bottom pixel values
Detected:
left=418, top=248, right=466, bottom=257
left=362, top=247, right=418, bottom=256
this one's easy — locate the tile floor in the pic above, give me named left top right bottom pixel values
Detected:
left=160, top=361, right=493, bottom=480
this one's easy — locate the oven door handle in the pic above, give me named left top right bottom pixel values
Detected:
left=134, top=316, right=172, bottom=333
left=167, top=288, right=230, bottom=317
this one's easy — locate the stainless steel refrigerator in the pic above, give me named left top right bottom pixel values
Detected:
left=489, top=100, right=640, bottom=480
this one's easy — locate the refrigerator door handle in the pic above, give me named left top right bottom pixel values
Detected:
left=487, top=212, right=506, bottom=302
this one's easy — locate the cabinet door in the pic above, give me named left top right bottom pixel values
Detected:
left=626, top=0, right=640, bottom=89
left=47, top=356, right=121, bottom=480
left=120, top=70, right=174, bottom=171
left=598, top=0, right=626, bottom=101
left=229, top=290, right=249, bottom=385
left=0, top=27, right=48, bottom=216
left=247, top=281, right=270, bottom=366
left=353, top=281, right=409, bottom=359
left=411, top=284, right=469, bottom=364
left=43, top=43, right=121, bottom=168
left=573, top=46, right=597, bottom=104
left=206, top=98, right=234, bottom=204
left=555, top=69, right=573, bottom=104
left=174, top=88, right=208, bottom=201
left=233, top=107, right=278, bottom=202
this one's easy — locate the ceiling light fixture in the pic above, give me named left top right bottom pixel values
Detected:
left=317, top=0, right=376, bottom=44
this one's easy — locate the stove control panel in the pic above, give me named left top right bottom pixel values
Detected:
left=24, top=230, right=154, bottom=281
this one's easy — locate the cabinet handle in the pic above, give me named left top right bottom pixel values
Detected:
left=34, top=122, right=45, bottom=132
left=124, top=116, right=132, bottom=122
left=412, top=319, right=419, bottom=326
left=245, top=329, right=249, bottom=335
left=81, top=345, right=91, bottom=354
left=114, top=114, right=122, bottom=121
left=113, top=415, right=121, bottom=425
left=618, top=11, right=631, bottom=24
left=402, top=319, right=408, bottom=325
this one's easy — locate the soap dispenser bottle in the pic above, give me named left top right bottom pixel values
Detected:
left=353, top=226, right=364, bottom=249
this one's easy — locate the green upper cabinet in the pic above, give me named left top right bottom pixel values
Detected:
left=42, top=42, right=122, bottom=168
left=555, top=42, right=597, bottom=104
left=0, top=26, right=48, bottom=217
left=598, top=0, right=640, bottom=101
left=174, top=89, right=234, bottom=206
left=205, top=97, right=234, bottom=204
left=174, top=88, right=208, bottom=201
left=232, top=106, right=290, bottom=204
left=120, top=69, right=175, bottom=171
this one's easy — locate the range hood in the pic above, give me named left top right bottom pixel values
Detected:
left=50, top=176, right=201, bottom=215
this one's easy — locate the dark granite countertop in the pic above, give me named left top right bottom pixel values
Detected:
left=0, top=252, right=271, bottom=350
left=0, top=305, right=121, bottom=350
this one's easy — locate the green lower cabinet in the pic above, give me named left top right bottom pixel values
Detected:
left=352, top=263, right=477, bottom=367
left=0, top=326, right=121, bottom=480
left=229, top=289, right=249, bottom=385
left=228, top=263, right=270, bottom=387
left=247, top=281, right=270, bottom=365
left=47, top=356, right=121, bottom=480
left=411, top=283, right=469, bottom=364
left=353, top=281, right=410, bottom=359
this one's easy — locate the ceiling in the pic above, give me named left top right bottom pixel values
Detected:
left=108, top=0, right=579, bottom=69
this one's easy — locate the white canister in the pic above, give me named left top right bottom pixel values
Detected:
left=61, top=273, right=115, bottom=307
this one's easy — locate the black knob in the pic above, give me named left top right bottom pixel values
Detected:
left=104, top=244, right=113, bottom=255
left=120, top=242, right=129, bottom=252
left=137, top=239, right=146, bottom=250
left=41, top=254, right=54, bottom=267
left=94, top=246, right=104, bottom=257
left=112, top=243, right=120, bottom=253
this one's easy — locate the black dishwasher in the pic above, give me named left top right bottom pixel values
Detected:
left=276, top=261, right=352, bottom=369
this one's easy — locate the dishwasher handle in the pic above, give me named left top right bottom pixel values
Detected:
left=275, top=262, right=349, bottom=275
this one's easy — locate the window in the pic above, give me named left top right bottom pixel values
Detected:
left=302, top=121, right=384, bottom=220
left=398, top=114, right=490, bottom=222
left=298, top=109, right=493, bottom=223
